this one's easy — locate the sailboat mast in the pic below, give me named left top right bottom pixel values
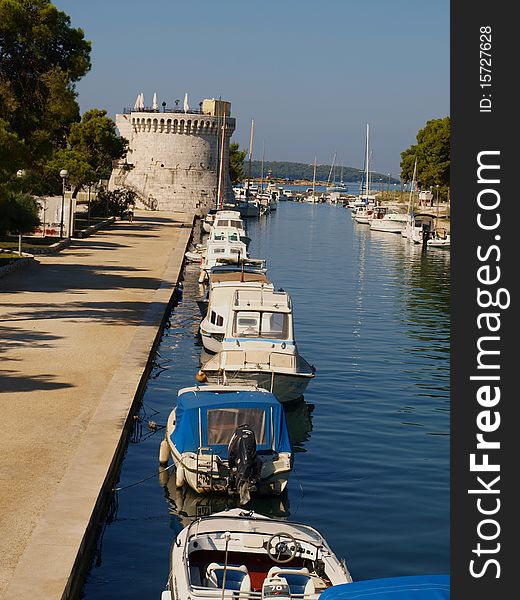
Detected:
left=312, top=156, right=317, bottom=196
left=216, top=107, right=227, bottom=209
left=326, top=152, right=336, bottom=187
left=247, top=118, right=254, bottom=188
left=407, top=157, right=417, bottom=215
left=365, top=124, right=370, bottom=202
left=260, top=141, right=265, bottom=191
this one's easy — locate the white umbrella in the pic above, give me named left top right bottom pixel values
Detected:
left=139, top=92, right=145, bottom=109
left=133, top=93, right=141, bottom=110
left=183, top=92, right=189, bottom=113
left=152, top=92, right=158, bottom=110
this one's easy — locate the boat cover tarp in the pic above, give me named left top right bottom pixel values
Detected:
left=171, top=389, right=291, bottom=458
left=320, top=576, right=449, bottom=600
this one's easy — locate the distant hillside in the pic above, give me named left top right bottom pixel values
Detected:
left=245, top=160, right=399, bottom=183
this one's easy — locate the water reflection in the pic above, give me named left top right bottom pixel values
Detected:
left=163, top=480, right=290, bottom=528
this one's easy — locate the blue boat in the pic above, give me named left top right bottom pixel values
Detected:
left=320, top=575, right=450, bottom=600
left=159, top=385, right=292, bottom=503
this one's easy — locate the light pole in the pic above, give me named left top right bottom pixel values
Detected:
left=59, top=169, right=68, bottom=238
left=16, top=170, right=26, bottom=255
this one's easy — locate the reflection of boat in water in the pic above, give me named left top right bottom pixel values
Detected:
left=162, top=508, right=353, bottom=599
left=163, top=478, right=291, bottom=528
left=283, top=397, right=314, bottom=452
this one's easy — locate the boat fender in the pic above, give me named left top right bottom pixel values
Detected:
left=159, top=439, right=170, bottom=465
left=175, top=464, right=185, bottom=488
left=195, top=369, right=208, bottom=383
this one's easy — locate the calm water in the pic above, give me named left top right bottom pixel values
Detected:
left=81, top=202, right=450, bottom=598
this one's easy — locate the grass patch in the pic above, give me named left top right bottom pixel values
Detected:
left=0, top=252, right=23, bottom=266
left=0, top=236, right=62, bottom=251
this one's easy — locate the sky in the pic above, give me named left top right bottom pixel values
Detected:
left=53, top=0, right=449, bottom=178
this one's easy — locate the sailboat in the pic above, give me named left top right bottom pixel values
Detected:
left=305, top=156, right=321, bottom=203
left=326, top=153, right=347, bottom=195
left=353, top=125, right=375, bottom=222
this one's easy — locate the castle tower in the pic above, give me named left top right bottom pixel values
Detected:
left=109, top=98, right=236, bottom=215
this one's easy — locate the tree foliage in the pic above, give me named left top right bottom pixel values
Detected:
left=90, top=187, right=137, bottom=218
left=0, top=190, right=40, bottom=236
left=229, top=143, right=247, bottom=184
left=45, top=109, right=128, bottom=195
left=0, top=0, right=91, bottom=169
left=400, top=117, right=450, bottom=191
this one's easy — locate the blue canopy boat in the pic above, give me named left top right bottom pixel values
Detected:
left=159, top=385, right=292, bottom=503
left=320, top=575, right=450, bottom=600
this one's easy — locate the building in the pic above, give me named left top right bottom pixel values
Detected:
left=109, top=96, right=236, bottom=215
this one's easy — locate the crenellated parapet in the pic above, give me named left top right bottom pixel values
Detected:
left=130, top=112, right=235, bottom=136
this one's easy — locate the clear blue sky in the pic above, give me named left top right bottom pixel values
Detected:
left=54, top=0, right=449, bottom=177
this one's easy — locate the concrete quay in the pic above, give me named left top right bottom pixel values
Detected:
left=0, top=211, right=194, bottom=598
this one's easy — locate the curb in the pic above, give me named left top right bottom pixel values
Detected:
left=0, top=256, right=36, bottom=279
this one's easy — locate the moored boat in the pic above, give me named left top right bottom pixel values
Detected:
left=319, top=575, right=449, bottom=600
left=161, top=507, right=353, bottom=599
left=199, top=287, right=315, bottom=402
left=159, top=385, right=293, bottom=502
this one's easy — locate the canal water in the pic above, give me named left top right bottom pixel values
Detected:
left=81, top=202, right=450, bottom=599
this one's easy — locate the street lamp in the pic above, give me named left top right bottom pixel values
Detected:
left=59, top=169, right=68, bottom=238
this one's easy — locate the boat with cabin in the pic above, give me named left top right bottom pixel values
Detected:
left=199, top=287, right=315, bottom=402
left=200, top=272, right=274, bottom=353
left=161, top=507, right=352, bottom=600
left=159, top=385, right=293, bottom=502
left=369, top=207, right=408, bottom=233
left=199, top=238, right=249, bottom=283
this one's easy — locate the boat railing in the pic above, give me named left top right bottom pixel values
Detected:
left=189, top=585, right=320, bottom=598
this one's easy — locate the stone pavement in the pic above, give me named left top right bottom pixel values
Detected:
left=0, top=211, right=193, bottom=598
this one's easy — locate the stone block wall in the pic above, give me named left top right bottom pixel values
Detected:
left=109, top=111, right=236, bottom=216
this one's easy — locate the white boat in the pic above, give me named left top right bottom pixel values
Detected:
left=369, top=207, right=408, bottom=233
left=199, top=287, right=315, bottom=402
left=402, top=213, right=438, bottom=245
left=161, top=507, right=353, bottom=600
left=212, top=210, right=251, bottom=246
left=426, top=227, right=450, bottom=248
left=200, top=272, right=274, bottom=353
left=352, top=204, right=374, bottom=224
left=304, top=157, right=321, bottom=203
left=199, top=238, right=249, bottom=283
left=159, top=385, right=293, bottom=501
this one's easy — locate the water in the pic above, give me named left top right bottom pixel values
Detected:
left=81, top=202, right=450, bottom=598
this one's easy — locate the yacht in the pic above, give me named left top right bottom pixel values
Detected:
left=200, top=272, right=274, bottom=353
left=199, top=287, right=315, bottom=402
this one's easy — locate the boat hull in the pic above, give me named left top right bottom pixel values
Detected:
left=202, top=369, right=313, bottom=403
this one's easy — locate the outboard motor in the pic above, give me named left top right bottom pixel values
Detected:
left=228, top=423, right=259, bottom=505
left=422, top=222, right=432, bottom=245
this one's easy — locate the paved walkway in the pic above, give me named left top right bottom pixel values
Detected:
left=0, top=211, right=193, bottom=597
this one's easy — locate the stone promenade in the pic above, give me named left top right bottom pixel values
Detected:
left=0, top=211, right=193, bottom=598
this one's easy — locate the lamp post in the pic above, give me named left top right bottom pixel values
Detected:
left=16, top=170, right=26, bottom=255
left=59, top=169, right=68, bottom=238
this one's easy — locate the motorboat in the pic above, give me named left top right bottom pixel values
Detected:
left=211, top=214, right=252, bottom=248
left=426, top=227, right=450, bottom=249
left=199, top=287, right=316, bottom=402
left=161, top=508, right=353, bottom=599
left=401, top=213, right=437, bottom=245
left=159, top=385, right=293, bottom=502
left=199, top=238, right=249, bottom=283
left=352, top=204, right=374, bottom=224
left=200, top=273, right=274, bottom=354
left=319, top=575, right=449, bottom=600
left=369, top=207, right=408, bottom=233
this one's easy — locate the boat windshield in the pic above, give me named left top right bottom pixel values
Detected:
left=233, top=311, right=288, bottom=339
left=207, top=408, right=266, bottom=444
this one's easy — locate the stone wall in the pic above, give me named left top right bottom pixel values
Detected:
left=109, top=111, right=236, bottom=216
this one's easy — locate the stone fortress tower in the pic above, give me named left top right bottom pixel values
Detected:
left=109, top=96, right=236, bottom=215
